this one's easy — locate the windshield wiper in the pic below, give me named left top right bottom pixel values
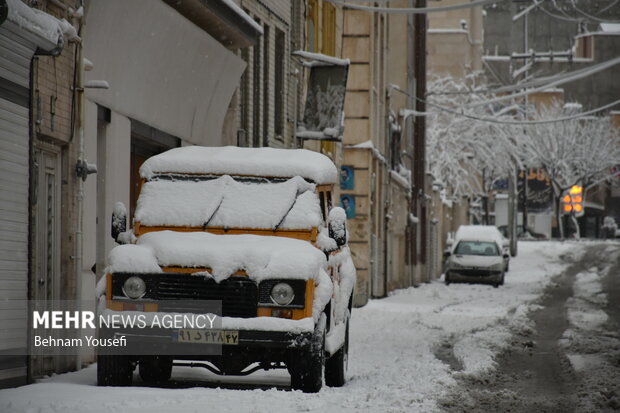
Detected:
left=274, top=190, right=305, bottom=230
left=203, top=196, right=224, bottom=229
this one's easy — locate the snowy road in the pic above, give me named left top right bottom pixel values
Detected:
left=1, top=241, right=616, bottom=413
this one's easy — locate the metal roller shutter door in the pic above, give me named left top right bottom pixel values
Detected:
left=0, top=24, right=35, bottom=388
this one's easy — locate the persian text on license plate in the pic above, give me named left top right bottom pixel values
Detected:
left=176, top=329, right=239, bottom=345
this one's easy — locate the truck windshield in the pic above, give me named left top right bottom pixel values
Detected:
left=455, top=241, right=499, bottom=256
left=134, top=175, right=323, bottom=230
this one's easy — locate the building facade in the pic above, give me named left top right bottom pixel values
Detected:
left=0, top=0, right=77, bottom=387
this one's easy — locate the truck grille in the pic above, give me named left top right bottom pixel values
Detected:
left=156, top=275, right=258, bottom=318
left=111, top=273, right=258, bottom=318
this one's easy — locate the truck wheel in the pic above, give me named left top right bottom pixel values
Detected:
left=139, top=356, right=173, bottom=385
left=97, top=354, right=133, bottom=386
left=290, top=326, right=325, bottom=393
left=325, top=321, right=349, bottom=387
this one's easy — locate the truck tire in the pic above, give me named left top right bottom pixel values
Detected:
left=290, top=325, right=325, bottom=393
left=139, top=356, right=173, bottom=385
left=97, top=354, right=133, bottom=386
left=325, top=320, right=349, bottom=387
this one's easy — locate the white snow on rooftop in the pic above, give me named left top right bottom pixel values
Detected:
left=600, top=23, right=620, bottom=33
left=134, top=175, right=323, bottom=230
left=220, top=0, right=264, bottom=34
left=6, top=0, right=63, bottom=49
left=128, top=231, right=327, bottom=282
left=139, top=146, right=338, bottom=184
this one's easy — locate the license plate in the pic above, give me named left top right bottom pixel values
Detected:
left=175, top=329, right=239, bottom=345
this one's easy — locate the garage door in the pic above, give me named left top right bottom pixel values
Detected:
left=0, top=24, right=35, bottom=388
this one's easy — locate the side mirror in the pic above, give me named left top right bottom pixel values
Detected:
left=111, top=202, right=127, bottom=243
left=444, top=251, right=451, bottom=258
left=503, top=253, right=509, bottom=259
left=328, top=207, right=348, bottom=248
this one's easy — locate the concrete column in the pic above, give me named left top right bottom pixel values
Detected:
left=96, top=111, right=131, bottom=276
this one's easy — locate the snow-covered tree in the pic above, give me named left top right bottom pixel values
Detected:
left=521, top=102, right=620, bottom=237
left=426, top=74, right=521, bottom=200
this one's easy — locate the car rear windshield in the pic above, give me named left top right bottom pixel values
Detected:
left=454, top=241, right=499, bottom=256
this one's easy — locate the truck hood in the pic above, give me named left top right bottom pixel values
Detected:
left=107, top=231, right=327, bottom=283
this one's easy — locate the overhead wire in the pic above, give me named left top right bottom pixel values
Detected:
left=423, top=97, right=620, bottom=125
left=323, top=0, right=506, bottom=14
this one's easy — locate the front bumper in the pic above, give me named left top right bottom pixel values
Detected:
left=447, top=269, right=503, bottom=284
left=98, top=325, right=314, bottom=357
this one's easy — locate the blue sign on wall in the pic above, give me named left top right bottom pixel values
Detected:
left=340, top=165, right=354, bottom=190
left=340, top=194, right=356, bottom=219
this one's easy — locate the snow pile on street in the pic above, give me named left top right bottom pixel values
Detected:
left=0, top=241, right=582, bottom=413
left=139, top=146, right=338, bottom=184
left=135, top=175, right=322, bottom=230
left=117, top=231, right=327, bottom=283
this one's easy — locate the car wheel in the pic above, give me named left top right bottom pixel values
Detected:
left=445, top=273, right=451, bottom=285
left=290, top=321, right=325, bottom=393
left=139, top=356, right=173, bottom=385
left=97, top=354, right=133, bottom=386
left=325, top=320, right=349, bottom=387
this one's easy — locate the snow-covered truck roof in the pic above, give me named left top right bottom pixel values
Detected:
left=134, top=175, right=323, bottom=230
left=139, top=146, right=338, bottom=185
left=108, top=231, right=327, bottom=283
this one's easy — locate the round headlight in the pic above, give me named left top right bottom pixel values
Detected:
left=270, top=282, right=295, bottom=306
left=122, top=276, right=146, bottom=299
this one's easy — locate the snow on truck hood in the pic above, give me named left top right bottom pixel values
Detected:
left=107, top=231, right=327, bottom=283
left=139, top=146, right=338, bottom=184
left=134, top=175, right=322, bottom=229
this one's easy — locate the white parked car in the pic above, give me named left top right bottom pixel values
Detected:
left=444, top=225, right=510, bottom=288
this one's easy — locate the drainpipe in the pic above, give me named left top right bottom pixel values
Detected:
left=74, top=9, right=85, bottom=372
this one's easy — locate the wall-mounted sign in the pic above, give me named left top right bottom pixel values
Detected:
left=340, top=165, right=354, bottom=190
left=340, top=194, right=356, bottom=219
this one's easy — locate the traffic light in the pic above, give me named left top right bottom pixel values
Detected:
left=561, top=185, right=584, bottom=217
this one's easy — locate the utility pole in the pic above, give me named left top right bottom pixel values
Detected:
left=413, top=0, right=427, bottom=271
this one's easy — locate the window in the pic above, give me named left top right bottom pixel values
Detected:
left=455, top=241, right=499, bottom=256
left=252, top=19, right=262, bottom=147
left=274, top=28, right=285, bottom=138
left=262, top=25, right=270, bottom=147
left=307, top=0, right=318, bottom=53
left=319, top=191, right=326, bottom=221
left=322, top=2, right=336, bottom=56
left=239, top=48, right=250, bottom=146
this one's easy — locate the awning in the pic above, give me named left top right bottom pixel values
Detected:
left=84, top=0, right=247, bottom=146
left=0, top=0, right=64, bottom=55
left=162, top=0, right=262, bottom=50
